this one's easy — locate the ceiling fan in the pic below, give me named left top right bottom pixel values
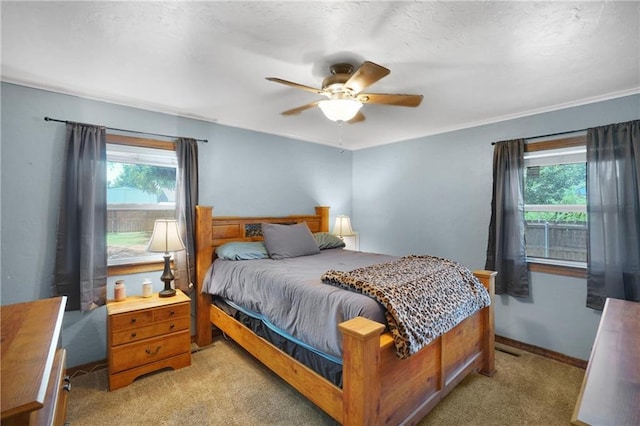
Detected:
left=266, top=61, right=423, bottom=123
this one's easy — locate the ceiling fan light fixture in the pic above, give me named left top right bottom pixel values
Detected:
left=318, top=99, right=363, bottom=122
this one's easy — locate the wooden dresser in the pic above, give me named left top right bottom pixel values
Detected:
left=107, top=290, right=191, bottom=390
left=1, top=297, right=69, bottom=426
left=572, top=298, right=640, bottom=425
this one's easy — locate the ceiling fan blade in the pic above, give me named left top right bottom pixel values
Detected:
left=281, top=101, right=320, bottom=116
left=357, top=93, right=423, bottom=107
left=347, top=111, right=366, bottom=124
left=344, top=61, right=390, bottom=94
left=266, top=77, right=324, bottom=95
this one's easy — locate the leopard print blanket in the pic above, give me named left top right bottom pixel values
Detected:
left=321, top=255, right=491, bottom=359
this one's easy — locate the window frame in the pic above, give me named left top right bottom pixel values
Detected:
left=524, top=135, right=587, bottom=279
left=106, top=134, right=177, bottom=276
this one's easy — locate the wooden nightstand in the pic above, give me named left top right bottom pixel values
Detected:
left=107, top=290, right=191, bottom=391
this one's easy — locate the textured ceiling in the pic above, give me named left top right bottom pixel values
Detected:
left=2, top=1, right=639, bottom=150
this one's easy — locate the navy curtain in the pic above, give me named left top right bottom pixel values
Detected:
left=53, top=123, right=107, bottom=311
left=586, top=119, right=640, bottom=310
left=485, top=139, right=529, bottom=297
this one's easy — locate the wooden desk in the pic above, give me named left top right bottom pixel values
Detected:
left=1, top=297, right=68, bottom=425
left=572, top=298, right=640, bottom=425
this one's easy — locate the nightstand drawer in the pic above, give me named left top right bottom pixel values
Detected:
left=153, top=303, right=189, bottom=322
left=111, top=316, right=190, bottom=346
left=110, top=330, right=190, bottom=373
left=111, top=309, right=153, bottom=330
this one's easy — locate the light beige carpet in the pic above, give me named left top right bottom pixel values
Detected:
left=67, top=340, right=584, bottom=425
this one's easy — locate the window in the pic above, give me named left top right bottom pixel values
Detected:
left=524, top=137, right=587, bottom=270
left=106, top=136, right=177, bottom=267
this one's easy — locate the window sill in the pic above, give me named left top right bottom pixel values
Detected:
left=108, top=260, right=165, bottom=276
left=527, top=259, right=587, bottom=279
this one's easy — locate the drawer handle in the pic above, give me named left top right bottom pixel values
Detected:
left=145, top=346, right=162, bottom=356
left=169, top=310, right=175, bottom=316
left=170, top=323, right=175, bottom=329
left=131, top=332, right=137, bottom=338
left=130, top=318, right=137, bottom=324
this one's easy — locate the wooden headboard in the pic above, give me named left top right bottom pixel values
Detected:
left=193, top=205, right=330, bottom=346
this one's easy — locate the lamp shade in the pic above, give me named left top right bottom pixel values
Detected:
left=147, top=219, right=186, bottom=253
left=332, top=215, right=356, bottom=237
left=318, top=99, right=363, bottom=122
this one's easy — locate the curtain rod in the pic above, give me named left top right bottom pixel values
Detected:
left=491, top=127, right=588, bottom=145
left=43, top=117, right=208, bottom=143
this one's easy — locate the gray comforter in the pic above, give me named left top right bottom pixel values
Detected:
left=202, top=248, right=396, bottom=359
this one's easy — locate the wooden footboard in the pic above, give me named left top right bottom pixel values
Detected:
left=194, top=205, right=496, bottom=425
left=339, top=270, right=496, bottom=425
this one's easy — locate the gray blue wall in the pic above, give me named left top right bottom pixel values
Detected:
left=0, top=82, right=352, bottom=367
left=353, top=94, right=640, bottom=360
left=2, top=81, right=638, bottom=366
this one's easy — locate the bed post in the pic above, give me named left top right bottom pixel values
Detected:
left=473, top=270, right=497, bottom=377
left=338, top=317, right=386, bottom=425
left=315, top=206, right=330, bottom=232
left=195, top=205, right=214, bottom=347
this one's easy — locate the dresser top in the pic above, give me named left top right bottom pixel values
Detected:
left=1, top=296, right=66, bottom=419
left=572, top=298, right=640, bottom=425
left=107, top=289, right=190, bottom=315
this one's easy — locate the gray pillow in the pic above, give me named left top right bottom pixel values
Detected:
left=262, top=222, right=321, bottom=260
left=313, top=232, right=346, bottom=250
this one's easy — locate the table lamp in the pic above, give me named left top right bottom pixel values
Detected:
left=147, top=219, right=185, bottom=297
left=332, top=215, right=356, bottom=239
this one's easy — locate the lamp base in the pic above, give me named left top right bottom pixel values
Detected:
left=159, top=288, right=176, bottom=298
left=159, top=254, right=176, bottom=297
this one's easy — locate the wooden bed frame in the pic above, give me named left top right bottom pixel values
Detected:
left=194, top=205, right=496, bottom=425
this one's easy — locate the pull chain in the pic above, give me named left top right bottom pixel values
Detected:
left=337, top=120, right=345, bottom=153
